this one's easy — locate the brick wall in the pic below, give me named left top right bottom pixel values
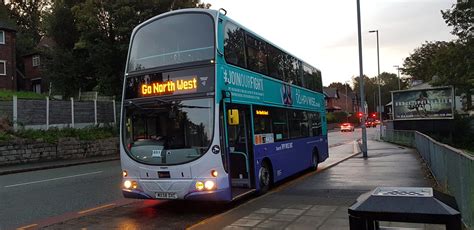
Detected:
left=0, top=137, right=118, bottom=166
left=0, top=29, right=16, bottom=90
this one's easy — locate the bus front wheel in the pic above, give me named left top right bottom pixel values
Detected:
left=258, top=161, right=271, bottom=194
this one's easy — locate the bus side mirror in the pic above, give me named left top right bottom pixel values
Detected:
left=228, top=109, right=239, bottom=125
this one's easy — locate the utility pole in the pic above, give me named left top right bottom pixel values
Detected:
left=356, top=0, right=368, bottom=157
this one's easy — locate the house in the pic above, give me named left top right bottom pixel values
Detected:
left=333, top=91, right=358, bottom=114
left=22, top=37, right=56, bottom=93
left=323, top=87, right=341, bottom=112
left=0, top=21, right=16, bottom=91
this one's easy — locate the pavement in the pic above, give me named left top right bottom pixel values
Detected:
left=189, top=138, right=443, bottom=230
left=0, top=155, right=119, bottom=175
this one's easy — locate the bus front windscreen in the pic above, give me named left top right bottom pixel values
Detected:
left=123, top=98, right=214, bottom=165
left=128, top=13, right=215, bottom=72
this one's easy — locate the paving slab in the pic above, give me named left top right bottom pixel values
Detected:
left=190, top=139, right=436, bottom=230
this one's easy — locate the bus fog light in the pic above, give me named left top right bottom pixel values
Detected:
left=204, top=181, right=215, bottom=190
left=124, top=180, right=132, bottom=189
left=196, top=181, right=204, bottom=191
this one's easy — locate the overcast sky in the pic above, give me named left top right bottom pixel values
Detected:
left=206, top=0, right=457, bottom=87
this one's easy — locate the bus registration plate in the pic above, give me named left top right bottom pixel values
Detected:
left=155, top=192, right=177, bottom=199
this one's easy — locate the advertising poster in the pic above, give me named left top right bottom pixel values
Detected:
left=392, top=87, right=454, bottom=120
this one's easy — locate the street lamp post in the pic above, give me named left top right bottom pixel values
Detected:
left=357, top=0, right=368, bottom=157
left=394, top=65, right=401, bottom=90
left=369, top=29, right=383, bottom=140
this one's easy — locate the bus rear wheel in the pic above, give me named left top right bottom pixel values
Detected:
left=311, top=151, right=319, bottom=171
left=258, top=161, right=271, bottom=194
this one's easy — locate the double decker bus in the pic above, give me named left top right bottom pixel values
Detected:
left=121, top=9, right=328, bottom=201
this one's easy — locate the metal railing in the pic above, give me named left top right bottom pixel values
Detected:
left=382, top=129, right=474, bottom=229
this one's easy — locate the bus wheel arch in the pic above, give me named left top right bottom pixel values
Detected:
left=258, top=158, right=273, bottom=194
left=311, top=147, right=320, bottom=171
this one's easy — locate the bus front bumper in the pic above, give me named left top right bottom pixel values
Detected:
left=122, top=189, right=153, bottom=199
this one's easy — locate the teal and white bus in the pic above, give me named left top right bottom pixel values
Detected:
left=121, top=9, right=328, bottom=201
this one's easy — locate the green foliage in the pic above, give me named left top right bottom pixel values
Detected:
left=401, top=1, right=473, bottom=111
left=5, top=0, right=51, bottom=70
left=352, top=73, right=408, bottom=114
left=401, top=41, right=450, bottom=82
left=13, top=126, right=117, bottom=143
left=326, top=111, right=349, bottom=124
left=427, top=115, right=474, bottom=153
left=0, top=131, right=13, bottom=142
left=328, top=82, right=352, bottom=95
left=37, top=0, right=209, bottom=97
left=0, top=90, right=46, bottom=101
left=441, top=0, right=473, bottom=42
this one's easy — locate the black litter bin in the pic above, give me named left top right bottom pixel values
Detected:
left=348, top=187, right=462, bottom=230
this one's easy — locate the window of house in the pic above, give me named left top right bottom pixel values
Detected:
left=0, top=31, right=5, bottom=44
left=0, top=60, right=6, bottom=75
left=32, top=55, right=40, bottom=67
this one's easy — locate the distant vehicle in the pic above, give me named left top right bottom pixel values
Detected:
left=341, top=123, right=355, bottom=132
left=120, top=9, right=328, bottom=202
left=365, top=121, right=376, bottom=128
left=374, top=119, right=381, bottom=125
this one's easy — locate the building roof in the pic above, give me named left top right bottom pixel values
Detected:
left=23, top=36, right=57, bottom=57
left=0, top=21, right=17, bottom=32
left=323, top=87, right=339, bottom=99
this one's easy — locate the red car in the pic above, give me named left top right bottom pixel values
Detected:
left=365, top=121, right=376, bottom=128
left=340, top=123, right=355, bottom=132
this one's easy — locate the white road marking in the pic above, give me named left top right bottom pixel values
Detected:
left=4, top=171, right=103, bottom=188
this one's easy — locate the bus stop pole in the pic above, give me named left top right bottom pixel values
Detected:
left=356, top=0, right=368, bottom=157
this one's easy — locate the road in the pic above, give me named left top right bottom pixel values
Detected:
left=0, top=161, right=123, bottom=229
left=0, top=126, right=375, bottom=229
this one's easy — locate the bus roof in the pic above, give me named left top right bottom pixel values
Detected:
left=221, top=12, right=322, bottom=73
left=128, top=8, right=321, bottom=74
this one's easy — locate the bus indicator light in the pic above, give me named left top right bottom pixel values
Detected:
left=211, top=170, right=218, bottom=177
left=122, top=170, right=128, bottom=177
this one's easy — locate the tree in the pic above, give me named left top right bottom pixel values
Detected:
left=69, top=0, right=210, bottom=96
left=401, top=41, right=450, bottom=82
left=353, top=73, right=408, bottom=115
left=5, top=0, right=51, bottom=60
left=328, top=82, right=352, bottom=95
left=402, top=1, right=473, bottom=111
left=441, top=0, right=473, bottom=43
left=439, top=0, right=474, bottom=110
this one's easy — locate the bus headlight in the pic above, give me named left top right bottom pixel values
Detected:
left=124, top=180, right=132, bottom=189
left=195, top=181, right=204, bottom=191
left=204, top=181, right=215, bottom=190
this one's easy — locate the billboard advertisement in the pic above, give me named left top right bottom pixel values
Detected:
left=392, top=86, right=454, bottom=120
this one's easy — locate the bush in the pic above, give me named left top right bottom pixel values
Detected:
left=0, top=90, right=46, bottom=101
left=326, top=111, right=350, bottom=124
left=11, top=126, right=118, bottom=143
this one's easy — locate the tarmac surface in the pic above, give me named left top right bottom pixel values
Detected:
left=1, top=128, right=449, bottom=229
left=190, top=138, right=443, bottom=230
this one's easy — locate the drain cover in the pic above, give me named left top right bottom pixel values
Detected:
left=372, top=187, right=433, bottom=197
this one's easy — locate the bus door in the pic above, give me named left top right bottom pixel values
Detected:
left=225, top=104, right=255, bottom=196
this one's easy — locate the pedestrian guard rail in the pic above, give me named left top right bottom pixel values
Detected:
left=382, top=129, right=474, bottom=229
